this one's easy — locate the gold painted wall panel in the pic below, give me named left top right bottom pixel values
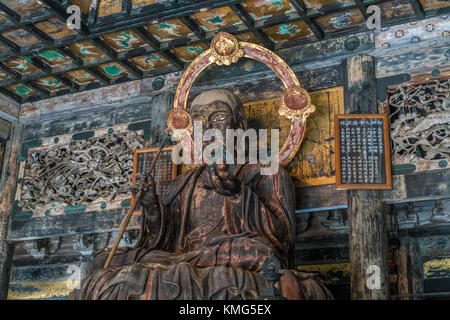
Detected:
left=8, top=281, right=72, bottom=300
left=243, top=87, right=344, bottom=187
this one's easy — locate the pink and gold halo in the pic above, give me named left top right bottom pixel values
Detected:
left=172, top=32, right=315, bottom=167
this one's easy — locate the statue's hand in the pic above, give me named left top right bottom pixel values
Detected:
left=129, top=174, right=158, bottom=208
left=208, top=165, right=241, bottom=197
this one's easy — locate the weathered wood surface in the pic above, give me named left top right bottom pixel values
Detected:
left=148, top=93, right=174, bottom=146
left=0, top=93, right=19, bottom=123
left=345, top=55, right=390, bottom=300
left=396, top=237, right=424, bottom=300
left=8, top=209, right=140, bottom=241
left=0, top=118, right=10, bottom=140
left=20, top=81, right=142, bottom=122
left=375, top=42, right=450, bottom=78
left=22, top=99, right=153, bottom=141
left=295, top=184, right=348, bottom=211
left=0, top=124, right=23, bottom=299
left=383, top=171, right=450, bottom=203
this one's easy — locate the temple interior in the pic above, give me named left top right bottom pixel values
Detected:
left=0, top=0, right=449, bottom=300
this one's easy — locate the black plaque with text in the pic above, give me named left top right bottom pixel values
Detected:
left=334, top=114, right=392, bottom=189
left=132, top=146, right=178, bottom=210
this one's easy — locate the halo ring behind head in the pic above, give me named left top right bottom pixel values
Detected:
left=172, top=32, right=315, bottom=167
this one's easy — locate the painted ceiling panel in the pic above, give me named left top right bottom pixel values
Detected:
left=303, top=0, right=355, bottom=13
left=0, top=0, right=446, bottom=103
left=2, top=29, right=40, bottom=47
left=1, top=0, right=50, bottom=19
left=146, top=19, right=196, bottom=42
left=34, top=18, right=78, bottom=40
left=172, top=43, right=209, bottom=63
left=130, top=53, right=171, bottom=71
left=264, top=20, right=315, bottom=43
left=71, top=0, right=91, bottom=15
left=0, top=12, right=14, bottom=30
left=241, top=0, right=297, bottom=21
left=314, top=8, right=365, bottom=32
left=132, top=0, right=166, bottom=8
left=0, top=70, right=10, bottom=80
left=36, top=50, right=73, bottom=68
left=192, top=7, right=244, bottom=32
left=34, top=76, right=68, bottom=92
left=97, top=62, right=129, bottom=78
left=67, top=41, right=109, bottom=62
left=6, top=83, right=36, bottom=98
left=97, top=0, right=123, bottom=17
left=235, top=31, right=263, bottom=45
left=419, top=0, right=450, bottom=11
left=4, top=56, right=40, bottom=75
left=0, top=43, right=10, bottom=56
left=101, top=30, right=150, bottom=52
left=378, top=0, right=415, bottom=20
left=65, top=69, right=98, bottom=85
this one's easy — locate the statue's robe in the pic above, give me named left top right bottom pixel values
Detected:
left=69, top=164, right=332, bottom=300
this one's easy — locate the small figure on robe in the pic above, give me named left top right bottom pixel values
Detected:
left=69, top=89, right=332, bottom=300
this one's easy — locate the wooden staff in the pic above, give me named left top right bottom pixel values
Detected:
left=103, top=138, right=168, bottom=269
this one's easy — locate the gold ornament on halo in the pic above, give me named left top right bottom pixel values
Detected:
left=278, top=86, right=316, bottom=120
left=166, top=108, right=193, bottom=139
left=209, top=32, right=244, bottom=66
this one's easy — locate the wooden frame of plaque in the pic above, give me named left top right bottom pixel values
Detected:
left=334, top=114, right=392, bottom=190
left=131, top=146, right=178, bottom=210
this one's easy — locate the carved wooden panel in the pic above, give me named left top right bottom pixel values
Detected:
left=15, top=123, right=146, bottom=218
left=388, top=73, right=450, bottom=174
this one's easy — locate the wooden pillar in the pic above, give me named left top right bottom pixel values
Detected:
left=149, top=93, right=174, bottom=146
left=0, top=124, right=23, bottom=299
left=397, top=237, right=424, bottom=300
left=344, top=55, right=390, bottom=299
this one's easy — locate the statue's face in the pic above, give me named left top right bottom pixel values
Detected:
left=190, top=101, right=237, bottom=148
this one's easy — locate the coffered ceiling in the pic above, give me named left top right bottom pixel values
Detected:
left=0, top=0, right=448, bottom=103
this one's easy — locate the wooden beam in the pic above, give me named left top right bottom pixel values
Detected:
left=396, top=237, right=424, bottom=300
left=88, top=0, right=100, bottom=26
left=383, top=171, right=450, bottom=203
left=345, top=54, right=390, bottom=300
left=179, top=16, right=208, bottom=44
left=0, top=124, right=24, bottom=299
left=133, top=27, right=161, bottom=50
left=0, top=118, right=11, bottom=140
left=295, top=184, right=348, bottom=212
left=354, top=0, right=368, bottom=19
left=408, top=0, right=425, bottom=19
left=9, top=209, right=140, bottom=241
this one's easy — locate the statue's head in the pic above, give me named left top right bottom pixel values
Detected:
left=189, top=89, right=247, bottom=159
left=190, top=89, right=247, bottom=134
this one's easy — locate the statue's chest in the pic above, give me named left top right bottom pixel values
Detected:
left=189, top=171, right=225, bottom=228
